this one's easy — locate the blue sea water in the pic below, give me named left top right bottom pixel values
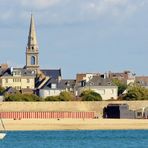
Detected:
left=0, top=130, right=148, bottom=148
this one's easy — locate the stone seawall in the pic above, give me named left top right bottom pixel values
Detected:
left=0, top=101, right=148, bottom=117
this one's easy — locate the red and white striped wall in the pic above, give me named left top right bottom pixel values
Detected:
left=0, top=112, right=95, bottom=119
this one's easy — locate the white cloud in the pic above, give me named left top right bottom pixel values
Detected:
left=0, top=0, right=147, bottom=25
left=83, top=0, right=146, bottom=18
left=21, top=0, right=61, bottom=9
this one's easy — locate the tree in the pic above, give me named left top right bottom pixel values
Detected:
left=45, top=91, right=74, bottom=101
left=0, top=86, right=5, bottom=95
left=112, top=79, right=127, bottom=95
left=123, top=83, right=148, bottom=100
left=80, top=90, right=102, bottom=101
left=5, top=93, right=41, bottom=101
left=45, top=96, right=60, bottom=101
left=59, top=91, right=74, bottom=101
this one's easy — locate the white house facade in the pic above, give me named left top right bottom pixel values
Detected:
left=75, top=76, right=118, bottom=100
left=75, top=86, right=118, bottom=100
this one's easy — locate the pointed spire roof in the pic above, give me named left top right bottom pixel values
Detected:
left=28, top=14, right=38, bottom=47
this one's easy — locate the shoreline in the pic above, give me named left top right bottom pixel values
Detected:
left=1, top=119, right=148, bottom=131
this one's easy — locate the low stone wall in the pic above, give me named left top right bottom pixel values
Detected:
left=0, top=101, right=148, bottom=117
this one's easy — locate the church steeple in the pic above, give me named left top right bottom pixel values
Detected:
left=25, top=14, right=39, bottom=73
left=28, top=14, right=38, bottom=49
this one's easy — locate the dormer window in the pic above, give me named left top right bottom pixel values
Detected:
left=51, top=83, right=57, bottom=89
left=107, top=82, right=111, bottom=85
left=13, top=70, right=21, bottom=76
left=65, top=81, right=70, bottom=86
left=98, top=83, right=101, bottom=85
left=89, top=82, right=94, bottom=86
left=81, top=81, right=86, bottom=87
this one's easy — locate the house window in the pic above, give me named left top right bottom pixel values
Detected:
left=108, top=82, right=111, bottom=85
left=27, top=79, right=30, bottom=83
left=27, top=86, right=30, bottom=89
left=31, top=56, right=35, bottom=65
left=13, top=78, right=21, bottom=82
left=98, top=83, right=101, bottom=86
left=13, top=71, right=21, bottom=76
left=111, top=89, right=114, bottom=94
left=51, top=83, right=57, bottom=89
left=15, top=86, right=21, bottom=90
left=137, top=112, right=142, bottom=117
left=5, top=79, right=8, bottom=83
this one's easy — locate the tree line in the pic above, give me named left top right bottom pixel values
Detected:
left=3, top=90, right=102, bottom=102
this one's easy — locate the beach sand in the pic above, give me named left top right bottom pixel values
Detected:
left=1, top=119, right=148, bottom=131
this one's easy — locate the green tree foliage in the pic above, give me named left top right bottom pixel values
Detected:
left=123, top=83, right=148, bottom=100
left=0, top=86, right=5, bottom=95
left=5, top=93, right=41, bottom=101
left=59, top=91, right=74, bottom=101
left=45, top=91, right=74, bottom=101
left=80, top=90, right=102, bottom=101
left=45, top=96, right=60, bottom=101
left=112, top=79, right=127, bottom=95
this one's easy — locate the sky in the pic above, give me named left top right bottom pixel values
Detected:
left=0, top=0, right=148, bottom=78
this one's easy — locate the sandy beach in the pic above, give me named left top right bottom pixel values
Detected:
left=1, top=119, right=148, bottom=131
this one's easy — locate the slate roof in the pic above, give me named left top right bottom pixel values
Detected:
left=0, top=68, right=9, bottom=76
left=87, top=76, right=115, bottom=86
left=76, top=76, right=116, bottom=87
left=1, top=68, right=36, bottom=77
left=136, top=76, right=148, bottom=86
left=41, top=69, right=61, bottom=79
left=41, top=78, right=76, bottom=90
left=0, top=69, right=3, bottom=76
left=4, top=87, right=18, bottom=94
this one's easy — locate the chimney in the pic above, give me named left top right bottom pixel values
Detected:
left=10, top=67, right=13, bottom=74
left=0, top=64, right=8, bottom=71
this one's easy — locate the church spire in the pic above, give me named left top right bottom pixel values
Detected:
left=28, top=14, right=38, bottom=49
left=25, top=14, right=39, bottom=73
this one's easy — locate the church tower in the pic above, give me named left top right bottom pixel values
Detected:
left=25, top=14, right=39, bottom=73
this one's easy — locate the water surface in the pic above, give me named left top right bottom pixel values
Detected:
left=0, top=130, right=148, bottom=148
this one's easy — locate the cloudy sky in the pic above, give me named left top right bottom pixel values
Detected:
left=0, top=0, right=148, bottom=78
